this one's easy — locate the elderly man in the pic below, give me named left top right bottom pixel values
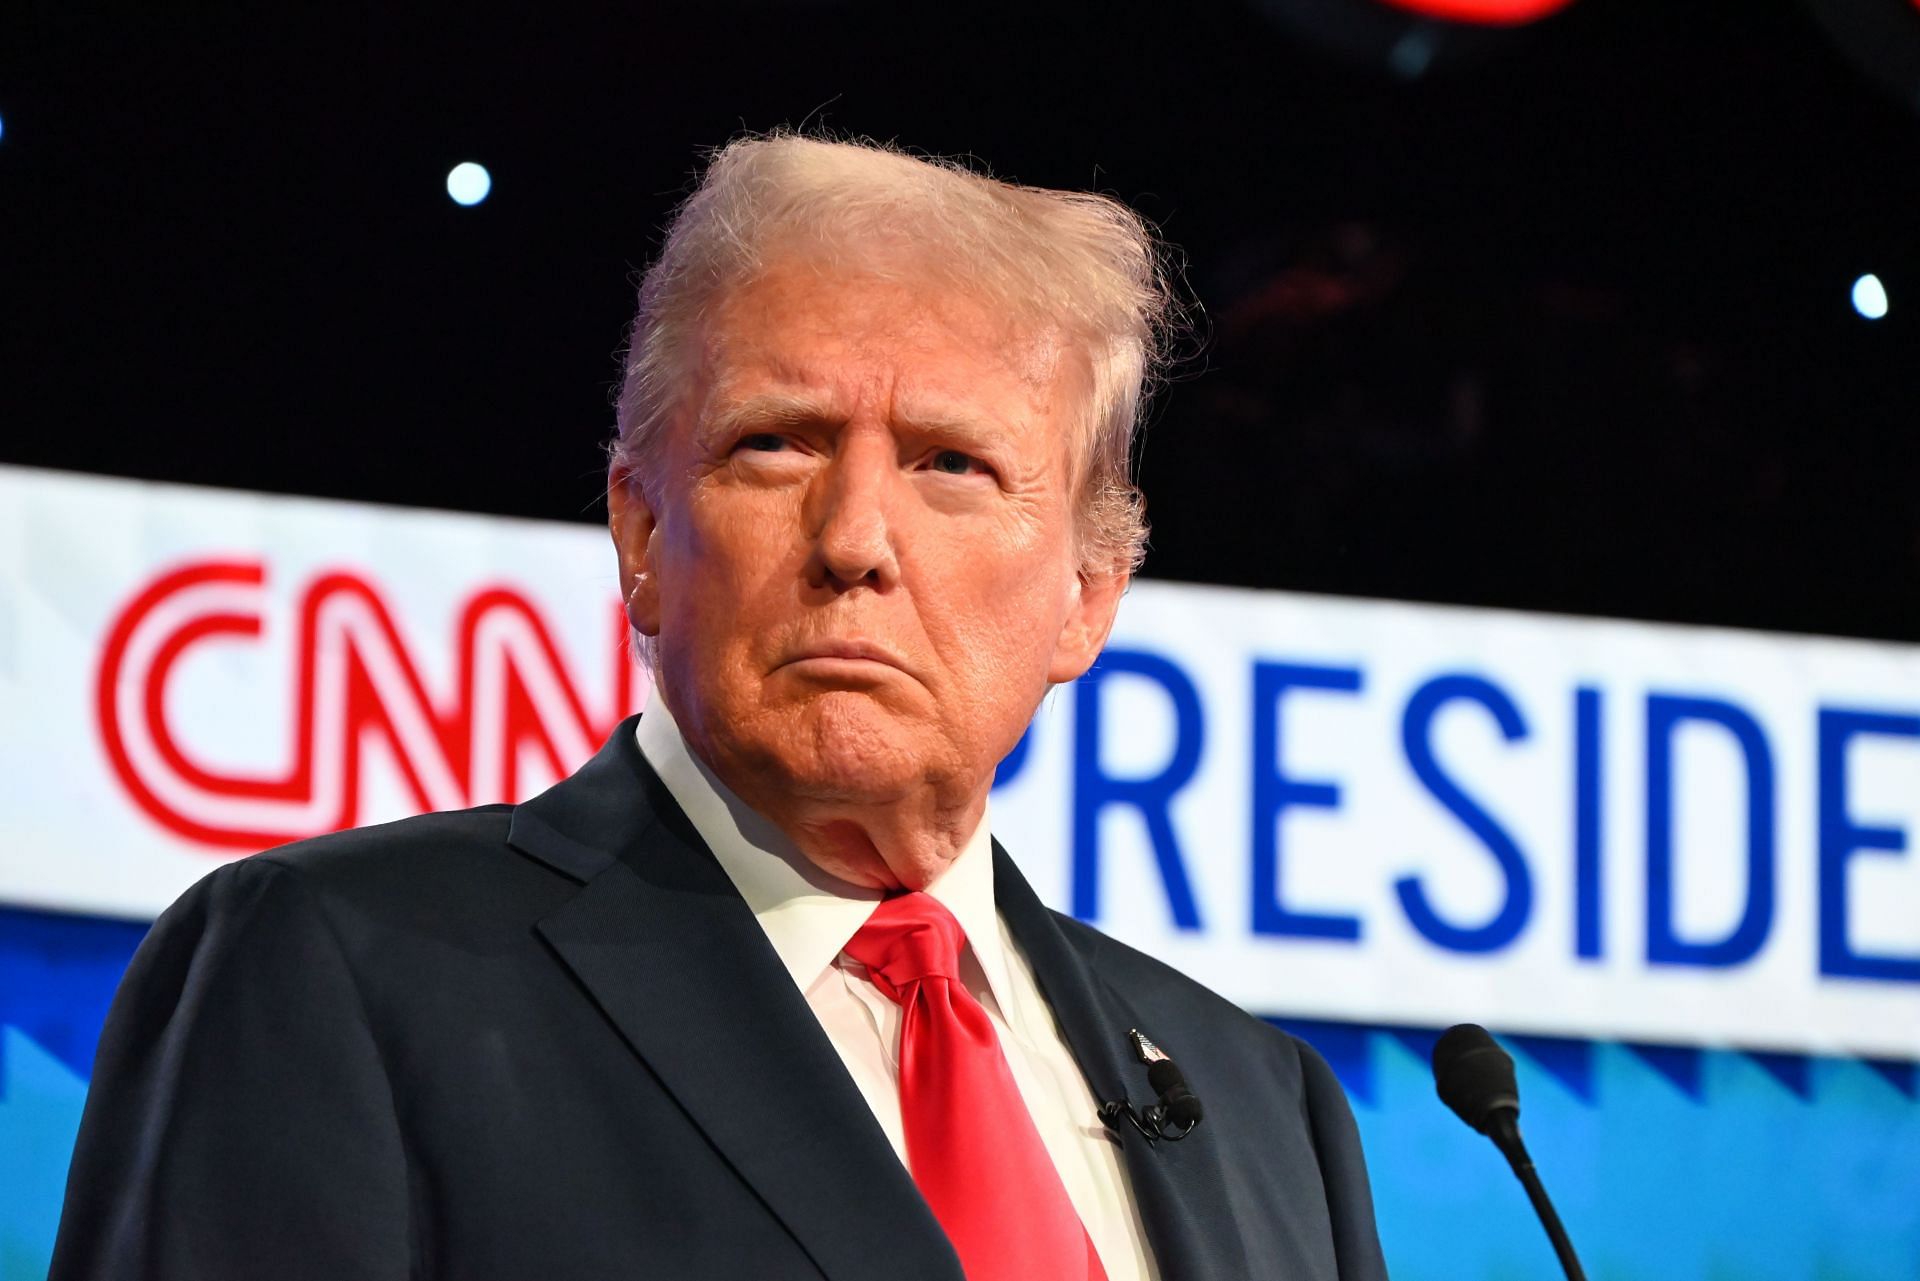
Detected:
left=52, top=136, right=1386, bottom=1281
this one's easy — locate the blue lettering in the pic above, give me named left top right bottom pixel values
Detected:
left=1252, top=662, right=1364, bottom=940
left=1072, top=649, right=1204, bottom=928
left=1818, top=708, right=1920, bottom=982
left=1645, top=694, right=1775, bottom=967
left=1394, top=674, right=1534, bottom=953
left=1575, top=686, right=1604, bottom=960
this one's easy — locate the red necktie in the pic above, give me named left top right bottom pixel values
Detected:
left=844, top=892, right=1109, bottom=1281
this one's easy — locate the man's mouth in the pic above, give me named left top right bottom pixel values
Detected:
left=777, top=639, right=910, bottom=674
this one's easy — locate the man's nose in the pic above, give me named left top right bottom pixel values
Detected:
left=803, top=438, right=900, bottom=591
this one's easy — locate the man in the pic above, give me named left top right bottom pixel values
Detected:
left=52, top=135, right=1386, bottom=1280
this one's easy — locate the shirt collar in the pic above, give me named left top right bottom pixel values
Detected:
left=635, top=698, right=1011, bottom=1008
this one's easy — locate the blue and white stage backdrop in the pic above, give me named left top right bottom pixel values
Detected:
left=3, top=463, right=1916, bottom=1277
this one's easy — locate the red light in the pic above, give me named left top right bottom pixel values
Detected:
left=1376, top=0, right=1580, bottom=25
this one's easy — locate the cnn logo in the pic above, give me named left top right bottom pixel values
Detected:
left=95, top=559, right=646, bottom=851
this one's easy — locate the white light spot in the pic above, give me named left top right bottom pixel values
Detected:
left=1852, top=273, right=1888, bottom=321
left=446, top=162, right=491, bottom=207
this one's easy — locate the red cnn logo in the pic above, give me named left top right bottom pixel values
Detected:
left=96, top=559, right=645, bottom=851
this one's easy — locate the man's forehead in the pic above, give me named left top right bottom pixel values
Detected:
left=695, top=326, right=1064, bottom=429
left=701, top=257, right=1072, bottom=386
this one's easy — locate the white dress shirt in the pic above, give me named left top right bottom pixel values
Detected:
left=636, top=701, right=1158, bottom=1281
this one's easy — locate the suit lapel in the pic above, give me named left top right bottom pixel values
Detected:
left=993, top=843, right=1253, bottom=1281
left=509, top=722, right=961, bottom=1281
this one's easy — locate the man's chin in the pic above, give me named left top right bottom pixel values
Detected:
left=755, top=691, right=944, bottom=802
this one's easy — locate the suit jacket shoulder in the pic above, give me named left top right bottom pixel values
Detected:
left=52, top=830, right=422, bottom=1279
left=244, top=803, right=572, bottom=947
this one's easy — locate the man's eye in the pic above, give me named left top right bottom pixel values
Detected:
left=930, top=450, right=982, bottom=475
left=739, top=434, right=788, bottom=453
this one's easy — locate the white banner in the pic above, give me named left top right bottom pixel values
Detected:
left=0, top=466, right=645, bottom=920
left=3, top=465, right=1916, bottom=1057
left=996, top=582, right=1920, bottom=1059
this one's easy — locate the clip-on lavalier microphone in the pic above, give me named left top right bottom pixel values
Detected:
left=1098, top=1029, right=1205, bottom=1144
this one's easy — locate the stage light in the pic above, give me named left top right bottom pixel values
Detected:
left=446, top=162, right=491, bottom=207
left=1377, top=0, right=1578, bottom=23
left=0, top=111, right=7, bottom=144
left=1852, top=274, right=1889, bottom=320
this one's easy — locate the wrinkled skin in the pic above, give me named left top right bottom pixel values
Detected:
left=608, top=256, right=1127, bottom=890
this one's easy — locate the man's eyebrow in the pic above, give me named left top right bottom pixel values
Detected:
left=701, top=393, right=843, bottom=439
left=894, top=408, right=1004, bottom=440
left=703, top=394, right=1007, bottom=444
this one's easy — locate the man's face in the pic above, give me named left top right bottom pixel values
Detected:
left=610, top=256, right=1126, bottom=837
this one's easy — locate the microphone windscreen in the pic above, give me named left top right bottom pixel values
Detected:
left=1146, top=1058, right=1183, bottom=1097
left=1147, top=1058, right=1204, bottom=1126
left=1432, top=1023, right=1520, bottom=1135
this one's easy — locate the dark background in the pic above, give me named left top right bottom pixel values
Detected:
left=5, top=0, right=1917, bottom=641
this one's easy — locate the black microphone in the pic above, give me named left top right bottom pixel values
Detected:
left=1098, top=1031, right=1204, bottom=1142
left=1431, top=1024, right=1588, bottom=1281
left=1147, top=1057, right=1204, bottom=1132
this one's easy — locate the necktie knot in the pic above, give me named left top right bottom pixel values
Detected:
left=843, top=891, right=966, bottom=1000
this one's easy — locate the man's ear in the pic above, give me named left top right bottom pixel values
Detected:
left=1046, top=563, right=1129, bottom=685
left=607, top=464, right=662, bottom=638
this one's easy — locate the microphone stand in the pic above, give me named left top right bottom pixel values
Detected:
left=1486, top=1112, right=1587, bottom=1281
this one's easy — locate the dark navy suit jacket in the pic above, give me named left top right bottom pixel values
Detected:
left=52, top=717, right=1387, bottom=1280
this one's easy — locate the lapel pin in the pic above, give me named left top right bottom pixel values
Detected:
left=1129, top=1028, right=1170, bottom=1065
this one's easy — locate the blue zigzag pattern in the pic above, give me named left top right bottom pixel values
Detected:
left=1271, top=1016, right=1920, bottom=1281
left=1273, top=1015, right=1918, bottom=1106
